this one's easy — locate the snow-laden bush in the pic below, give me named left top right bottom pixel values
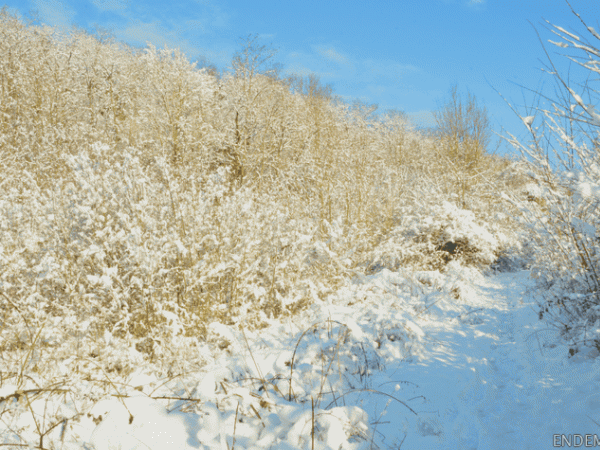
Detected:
left=504, top=6, right=600, bottom=356
left=363, top=196, right=514, bottom=275
left=513, top=163, right=600, bottom=355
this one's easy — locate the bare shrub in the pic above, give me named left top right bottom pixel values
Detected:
left=503, top=1, right=600, bottom=356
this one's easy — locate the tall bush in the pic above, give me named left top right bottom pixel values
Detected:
left=504, top=1, right=600, bottom=356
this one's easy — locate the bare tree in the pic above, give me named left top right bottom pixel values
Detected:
left=231, top=33, right=283, bottom=85
left=433, top=84, right=494, bottom=171
left=284, top=72, right=333, bottom=100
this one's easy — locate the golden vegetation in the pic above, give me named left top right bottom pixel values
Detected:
left=0, top=8, right=527, bottom=359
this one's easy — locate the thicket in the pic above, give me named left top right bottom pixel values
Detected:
left=0, top=8, right=536, bottom=445
left=0, top=7, right=526, bottom=345
left=1, top=5, right=572, bottom=447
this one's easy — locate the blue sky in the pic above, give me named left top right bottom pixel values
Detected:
left=3, top=0, right=600, bottom=158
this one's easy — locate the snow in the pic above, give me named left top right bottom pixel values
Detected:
left=4, top=265, right=599, bottom=449
left=522, top=116, right=535, bottom=128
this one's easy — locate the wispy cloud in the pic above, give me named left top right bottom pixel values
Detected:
left=283, top=42, right=431, bottom=116
left=194, top=0, right=229, bottom=30
left=119, top=19, right=173, bottom=49
left=256, top=33, right=276, bottom=41
left=365, top=84, right=387, bottom=96
left=314, top=45, right=351, bottom=67
left=31, top=0, right=76, bottom=31
left=285, top=59, right=334, bottom=78
left=285, top=44, right=420, bottom=84
left=285, top=50, right=335, bottom=79
left=117, top=18, right=218, bottom=61
left=87, top=0, right=233, bottom=66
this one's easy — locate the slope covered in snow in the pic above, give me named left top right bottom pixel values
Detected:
left=1, top=8, right=600, bottom=449
left=4, top=264, right=595, bottom=450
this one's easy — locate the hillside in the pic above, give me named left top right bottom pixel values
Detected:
left=1, top=7, right=600, bottom=449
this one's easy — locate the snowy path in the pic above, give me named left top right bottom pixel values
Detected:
left=394, top=270, right=600, bottom=450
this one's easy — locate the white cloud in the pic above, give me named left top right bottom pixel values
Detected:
left=285, top=62, right=315, bottom=77
left=314, top=45, right=351, bottom=67
left=285, top=51, right=335, bottom=79
left=257, top=33, right=276, bottom=41
left=119, top=20, right=173, bottom=49
left=118, top=20, right=198, bottom=60
left=286, top=45, right=420, bottom=87
left=437, top=0, right=485, bottom=6
left=31, top=0, right=76, bottom=31
left=97, top=0, right=232, bottom=67
left=194, top=46, right=232, bottom=69
left=116, top=18, right=233, bottom=68
left=283, top=44, right=431, bottom=118
left=467, top=0, right=485, bottom=7
left=288, top=66, right=335, bottom=80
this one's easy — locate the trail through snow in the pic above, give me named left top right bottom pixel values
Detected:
left=394, top=269, right=600, bottom=449
left=36, top=267, right=600, bottom=449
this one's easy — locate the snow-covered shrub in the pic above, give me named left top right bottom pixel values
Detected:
left=363, top=199, right=511, bottom=274
left=505, top=8, right=600, bottom=356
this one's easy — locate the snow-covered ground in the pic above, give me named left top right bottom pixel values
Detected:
left=3, top=264, right=600, bottom=449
